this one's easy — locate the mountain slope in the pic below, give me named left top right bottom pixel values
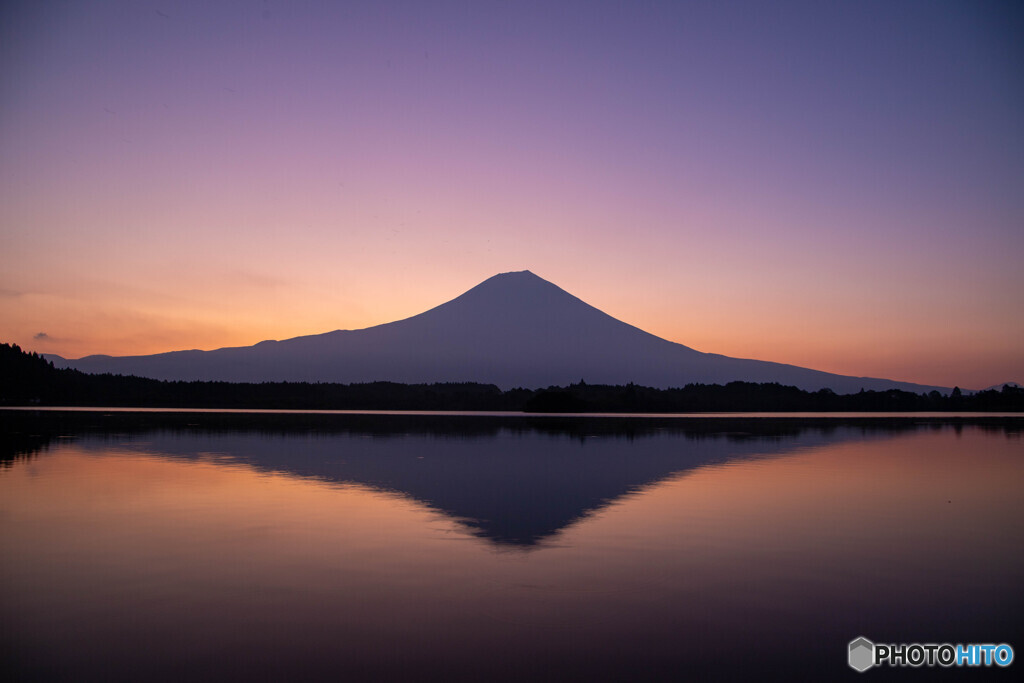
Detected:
left=48, top=270, right=949, bottom=394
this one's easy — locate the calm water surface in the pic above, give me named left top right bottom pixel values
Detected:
left=1, top=412, right=1021, bottom=681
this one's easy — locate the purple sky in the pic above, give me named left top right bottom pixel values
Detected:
left=1, top=0, right=1021, bottom=388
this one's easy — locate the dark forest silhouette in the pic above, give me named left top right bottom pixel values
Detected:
left=3, top=343, right=1022, bottom=412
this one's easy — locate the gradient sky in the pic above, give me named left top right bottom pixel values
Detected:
left=2, top=0, right=1021, bottom=389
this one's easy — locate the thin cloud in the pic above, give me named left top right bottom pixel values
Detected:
left=33, top=332, right=51, bottom=341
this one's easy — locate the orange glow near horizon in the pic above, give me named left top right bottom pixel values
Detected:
left=5, top=262, right=1018, bottom=389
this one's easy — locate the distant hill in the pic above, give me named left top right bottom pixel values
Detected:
left=984, top=382, right=1021, bottom=391
left=47, top=270, right=952, bottom=394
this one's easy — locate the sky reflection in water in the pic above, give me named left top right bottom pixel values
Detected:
left=1, top=416, right=1021, bottom=681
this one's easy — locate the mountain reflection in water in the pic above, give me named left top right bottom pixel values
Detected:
left=2, top=412, right=994, bottom=548
left=1, top=411, right=1021, bottom=682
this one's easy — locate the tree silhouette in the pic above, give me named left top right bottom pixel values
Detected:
left=2, top=343, right=1022, bottom=412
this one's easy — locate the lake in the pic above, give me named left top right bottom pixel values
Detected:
left=2, top=410, right=1021, bottom=681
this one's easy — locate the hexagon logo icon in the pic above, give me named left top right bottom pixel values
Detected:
left=849, top=637, right=875, bottom=672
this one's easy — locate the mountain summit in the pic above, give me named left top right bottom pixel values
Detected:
left=49, top=271, right=948, bottom=393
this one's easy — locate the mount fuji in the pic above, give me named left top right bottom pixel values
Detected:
left=47, top=270, right=948, bottom=394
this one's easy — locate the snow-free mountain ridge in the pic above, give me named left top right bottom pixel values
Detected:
left=48, top=270, right=951, bottom=394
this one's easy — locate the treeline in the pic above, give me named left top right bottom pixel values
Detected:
left=2, top=343, right=1022, bottom=412
left=520, top=381, right=1024, bottom=412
